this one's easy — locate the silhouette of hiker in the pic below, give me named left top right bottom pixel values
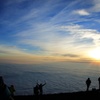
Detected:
left=39, top=82, right=46, bottom=95
left=0, top=76, right=14, bottom=100
left=86, top=78, right=91, bottom=91
left=98, top=77, right=100, bottom=90
left=34, top=83, right=39, bottom=96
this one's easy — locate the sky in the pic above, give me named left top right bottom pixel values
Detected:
left=0, top=0, right=100, bottom=64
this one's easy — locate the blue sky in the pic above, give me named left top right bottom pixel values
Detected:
left=0, top=0, right=100, bottom=64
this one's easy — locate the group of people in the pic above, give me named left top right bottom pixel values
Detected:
left=86, top=77, right=100, bottom=91
left=1, top=75, right=100, bottom=99
left=0, top=75, right=46, bottom=100
left=34, top=82, right=46, bottom=96
left=0, top=76, right=15, bottom=100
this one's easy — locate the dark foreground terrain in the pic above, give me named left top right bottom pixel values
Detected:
left=14, top=89, right=100, bottom=100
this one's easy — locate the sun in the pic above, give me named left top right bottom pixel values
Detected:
left=88, top=48, right=100, bottom=60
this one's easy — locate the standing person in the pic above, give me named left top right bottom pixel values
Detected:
left=33, top=83, right=40, bottom=100
left=98, top=77, right=100, bottom=90
left=34, top=83, right=39, bottom=96
left=86, top=78, right=91, bottom=91
left=0, top=76, right=14, bottom=100
left=39, top=82, right=46, bottom=95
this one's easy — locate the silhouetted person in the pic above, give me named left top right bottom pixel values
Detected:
left=8, top=85, right=16, bottom=97
left=98, top=77, right=100, bottom=90
left=34, top=83, right=39, bottom=96
left=0, top=76, right=14, bottom=100
left=34, top=83, right=40, bottom=100
left=86, top=78, right=91, bottom=91
left=39, top=82, right=46, bottom=95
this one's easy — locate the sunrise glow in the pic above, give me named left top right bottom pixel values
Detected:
left=89, top=48, right=100, bottom=60
left=0, top=0, right=100, bottom=64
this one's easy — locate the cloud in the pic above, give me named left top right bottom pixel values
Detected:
left=61, top=24, right=100, bottom=46
left=0, top=45, right=27, bottom=56
left=14, top=23, right=100, bottom=59
left=73, top=9, right=90, bottom=16
left=0, top=44, right=59, bottom=64
left=90, top=0, right=100, bottom=12
left=0, top=45, right=81, bottom=64
left=62, top=54, right=80, bottom=57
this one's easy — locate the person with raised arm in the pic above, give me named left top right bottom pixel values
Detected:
left=39, top=82, right=46, bottom=95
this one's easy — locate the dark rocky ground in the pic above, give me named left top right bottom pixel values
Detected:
left=13, top=89, right=100, bottom=100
